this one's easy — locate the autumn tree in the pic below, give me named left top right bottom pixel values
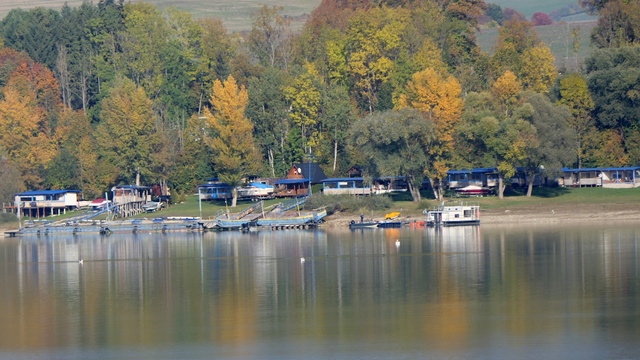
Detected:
left=97, top=77, right=161, bottom=185
left=531, top=12, right=553, bottom=26
left=204, top=75, right=262, bottom=207
left=0, top=86, right=54, bottom=189
left=491, top=19, right=558, bottom=93
left=397, top=67, right=464, bottom=200
left=345, top=7, right=409, bottom=112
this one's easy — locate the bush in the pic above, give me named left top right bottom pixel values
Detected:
left=0, top=212, right=17, bottom=224
left=304, top=194, right=393, bottom=214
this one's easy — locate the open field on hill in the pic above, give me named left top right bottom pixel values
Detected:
left=0, top=0, right=321, bottom=32
left=2, top=0, right=590, bottom=33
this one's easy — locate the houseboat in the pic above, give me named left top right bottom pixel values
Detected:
left=424, top=202, right=480, bottom=227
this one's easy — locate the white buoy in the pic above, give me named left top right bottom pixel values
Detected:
left=395, top=239, right=400, bottom=248
left=300, top=257, right=305, bottom=263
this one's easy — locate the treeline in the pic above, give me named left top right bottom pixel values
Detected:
left=0, top=0, right=638, bottom=203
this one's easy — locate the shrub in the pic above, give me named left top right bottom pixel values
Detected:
left=0, top=212, right=17, bottom=224
left=304, top=194, right=393, bottom=214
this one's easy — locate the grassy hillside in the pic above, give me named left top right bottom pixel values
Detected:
left=1, top=0, right=590, bottom=33
left=0, top=0, right=321, bottom=32
left=488, top=0, right=578, bottom=17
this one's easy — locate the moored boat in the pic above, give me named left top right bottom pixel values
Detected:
left=424, top=202, right=480, bottom=227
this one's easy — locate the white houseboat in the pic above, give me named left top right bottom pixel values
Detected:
left=424, top=202, right=480, bottom=227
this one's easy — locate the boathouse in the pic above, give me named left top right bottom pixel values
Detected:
left=14, top=190, right=81, bottom=218
left=562, top=167, right=640, bottom=188
left=111, top=185, right=152, bottom=217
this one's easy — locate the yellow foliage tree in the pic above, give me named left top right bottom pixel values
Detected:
left=397, top=67, right=464, bottom=200
left=491, top=70, right=522, bottom=117
left=0, top=86, right=54, bottom=188
left=204, top=75, right=262, bottom=207
left=283, top=63, right=322, bottom=153
left=520, top=46, right=557, bottom=93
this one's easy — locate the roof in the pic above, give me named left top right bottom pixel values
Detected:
left=293, top=163, right=327, bottom=183
left=275, top=178, right=311, bottom=185
left=448, top=168, right=498, bottom=175
left=562, top=167, right=640, bottom=172
left=111, top=185, right=151, bottom=190
left=247, top=182, right=274, bottom=189
left=15, top=190, right=81, bottom=196
left=322, top=177, right=365, bottom=182
left=198, top=183, right=231, bottom=188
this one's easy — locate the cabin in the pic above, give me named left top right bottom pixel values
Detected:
left=346, top=165, right=364, bottom=178
left=562, top=167, right=640, bottom=188
left=371, top=177, right=408, bottom=194
left=447, top=168, right=499, bottom=189
left=446, top=167, right=544, bottom=190
left=274, top=163, right=327, bottom=197
left=198, top=178, right=233, bottom=200
left=321, top=178, right=372, bottom=195
left=14, top=190, right=81, bottom=218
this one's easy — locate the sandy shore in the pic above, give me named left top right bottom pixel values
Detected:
left=321, top=203, right=640, bottom=228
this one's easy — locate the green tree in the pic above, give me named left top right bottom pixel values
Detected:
left=97, top=77, right=160, bottom=185
left=585, top=46, right=640, bottom=131
left=246, top=67, right=289, bottom=177
left=318, top=82, right=353, bottom=174
left=203, top=75, right=262, bottom=207
left=349, top=108, right=436, bottom=202
left=284, top=63, right=322, bottom=155
left=557, top=73, right=595, bottom=168
left=521, top=92, right=575, bottom=197
left=249, top=5, right=293, bottom=69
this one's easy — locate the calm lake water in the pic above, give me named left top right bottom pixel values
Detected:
left=1, top=223, right=640, bottom=360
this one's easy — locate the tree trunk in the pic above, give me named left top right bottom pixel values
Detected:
left=135, top=168, right=140, bottom=186
left=526, top=174, right=534, bottom=197
left=408, top=176, right=421, bottom=202
left=429, top=177, right=443, bottom=201
left=268, top=148, right=275, bottom=177
left=498, top=176, right=505, bottom=199
left=231, top=187, right=238, bottom=207
left=333, top=140, right=338, bottom=173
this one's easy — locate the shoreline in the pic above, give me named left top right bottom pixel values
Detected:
left=321, top=207, right=640, bottom=228
left=3, top=207, right=640, bottom=236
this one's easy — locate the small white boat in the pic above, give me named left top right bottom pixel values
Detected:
left=424, top=202, right=480, bottom=227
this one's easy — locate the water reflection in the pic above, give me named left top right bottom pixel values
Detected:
left=1, top=224, right=639, bottom=359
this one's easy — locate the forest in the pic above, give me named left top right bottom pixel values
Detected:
left=0, top=0, right=638, bottom=203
